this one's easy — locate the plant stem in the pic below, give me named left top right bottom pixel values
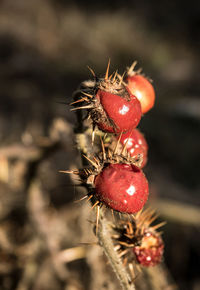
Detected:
left=75, top=130, right=136, bottom=289
left=97, top=208, right=136, bottom=290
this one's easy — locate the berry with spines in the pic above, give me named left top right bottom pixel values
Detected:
left=71, top=61, right=142, bottom=133
left=60, top=137, right=149, bottom=215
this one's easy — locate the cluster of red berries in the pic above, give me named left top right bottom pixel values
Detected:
left=67, top=60, right=164, bottom=268
left=71, top=60, right=155, bottom=214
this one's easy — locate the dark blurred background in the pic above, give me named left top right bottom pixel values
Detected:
left=0, top=0, right=200, bottom=289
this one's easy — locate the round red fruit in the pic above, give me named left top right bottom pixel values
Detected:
left=94, top=163, right=149, bottom=213
left=133, top=231, right=164, bottom=267
left=126, top=74, right=155, bottom=114
left=94, top=88, right=142, bottom=133
left=118, top=129, right=148, bottom=168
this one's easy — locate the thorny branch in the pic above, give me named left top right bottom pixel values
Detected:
left=74, top=124, right=178, bottom=290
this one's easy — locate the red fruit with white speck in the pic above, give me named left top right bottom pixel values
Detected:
left=126, top=74, right=155, bottom=114
left=118, top=129, right=148, bottom=168
left=94, top=163, right=149, bottom=213
left=92, top=88, right=142, bottom=133
left=133, top=231, right=164, bottom=267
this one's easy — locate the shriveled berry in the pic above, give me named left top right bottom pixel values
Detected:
left=118, top=129, right=148, bottom=168
left=126, top=74, right=155, bottom=114
left=94, top=163, right=149, bottom=213
left=133, top=231, right=164, bottom=267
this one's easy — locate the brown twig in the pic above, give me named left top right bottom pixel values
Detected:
left=97, top=210, right=136, bottom=290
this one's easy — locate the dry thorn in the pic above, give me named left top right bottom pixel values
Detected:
left=119, top=241, right=134, bottom=248
left=108, top=71, right=115, bottom=80
left=90, top=200, right=100, bottom=211
left=92, top=126, right=96, bottom=146
left=138, top=208, right=154, bottom=224
left=113, top=132, right=123, bottom=156
left=151, top=221, right=167, bottom=231
left=127, top=222, right=134, bottom=235
left=136, top=67, right=143, bottom=74
left=87, top=195, right=93, bottom=202
left=118, top=249, right=129, bottom=258
left=107, top=149, right=112, bottom=159
left=87, top=65, right=96, bottom=78
left=145, top=213, right=159, bottom=227
left=81, top=91, right=93, bottom=98
left=59, top=169, right=79, bottom=175
left=112, top=70, right=118, bottom=82
left=105, top=58, right=111, bottom=80
left=84, top=168, right=90, bottom=175
left=70, top=97, right=89, bottom=106
left=127, top=61, right=137, bottom=75
left=119, top=71, right=126, bottom=86
left=74, top=195, right=89, bottom=203
left=70, top=105, right=93, bottom=111
left=93, top=201, right=100, bottom=208
left=100, top=136, right=106, bottom=161
left=135, top=209, right=143, bottom=220
left=82, top=154, right=98, bottom=168
left=93, top=156, right=100, bottom=166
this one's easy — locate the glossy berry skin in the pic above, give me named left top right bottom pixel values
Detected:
left=126, top=75, right=155, bottom=114
left=95, top=89, right=142, bottom=133
left=133, top=232, right=164, bottom=267
left=94, top=163, right=149, bottom=213
left=118, top=129, right=148, bottom=168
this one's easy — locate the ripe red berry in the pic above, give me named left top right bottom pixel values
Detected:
left=133, top=231, right=164, bottom=267
left=94, top=88, right=142, bottom=133
left=72, top=61, right=142, bottom=133
left=126, top=74, right=155, bottom=114
left=94, top=163, right=149, bottom=213
left=118, top=129, right=148, bottom=168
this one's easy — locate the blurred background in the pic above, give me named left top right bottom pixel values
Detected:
left=0, top=0, right=200, bottom=289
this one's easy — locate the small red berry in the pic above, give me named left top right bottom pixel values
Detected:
left=126, top=74, right=155, bottom=114
left=72, top=62, right=142, bottom=133
left=133, top=231, right=164, bottom=267
left=94, top=163, right=149, bottom=213
left=118, top=129, right=148, bottom=168
left=94, top=88, right=142, bottom=133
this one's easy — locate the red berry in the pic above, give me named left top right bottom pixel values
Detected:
left=94, top=163, right=149, bottom=213
left=118, top=129, right=148, bottom=168
left=126, top=74, right=155, bottom=114
left=94, top=88, right=142, bottom=133
left=133, top=231, right=164, bottom=267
